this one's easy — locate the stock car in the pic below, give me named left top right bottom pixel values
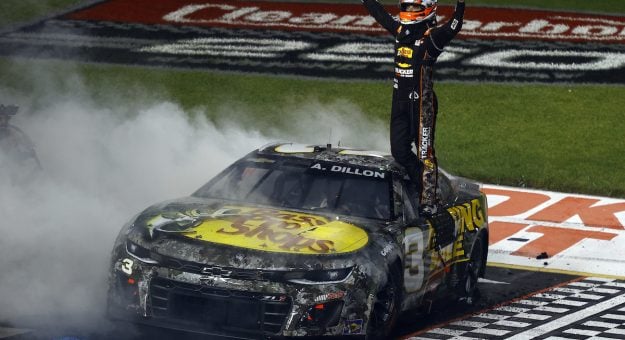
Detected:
left=107, top=142, right=489, bottom=339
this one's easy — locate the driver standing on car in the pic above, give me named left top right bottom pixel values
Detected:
left=361, top=0, right=465, bottom=215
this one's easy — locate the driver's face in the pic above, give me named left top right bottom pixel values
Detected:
left=403, top=4, right=425, bottom=12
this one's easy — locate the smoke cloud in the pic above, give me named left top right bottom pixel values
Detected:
left=0, top=77, right=388, bottom=333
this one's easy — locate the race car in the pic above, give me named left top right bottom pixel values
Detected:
left=107, top=142, right=489, bottom=339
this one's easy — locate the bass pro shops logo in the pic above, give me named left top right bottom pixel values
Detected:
left=397, top=47, right=414, bottom=59
left=162, top=206, right=370, bottom=254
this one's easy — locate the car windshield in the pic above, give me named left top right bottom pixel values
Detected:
left=194, top=160, right=392, bottom=220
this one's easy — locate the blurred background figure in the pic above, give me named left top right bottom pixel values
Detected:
left=0, top=104, right=42, bottom=183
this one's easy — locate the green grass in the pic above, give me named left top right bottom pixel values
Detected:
left=1, top=0, right=625, bottom=197
left=0, top=0, right=83, bottom=28
left=435, top=84, right=625, bottom=197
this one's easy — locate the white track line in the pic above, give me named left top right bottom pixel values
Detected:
left=506, top=293, right=625, bottom=339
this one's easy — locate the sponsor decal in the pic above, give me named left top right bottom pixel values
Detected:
left=343, top=319, right=364, bottom=335
left=380, top=242, right=393, bottom=256
left=397, top=46, right=413, bottom=58
left=446, top=197, right=487, bottom=259
left=422, top=158, right=434, bottom=170
left=409, top=197, right=486, bottom=290
left=469, top=49, right=625, bottom=71
left=314, top=290, right=346, bottom=302
left=147, top=206, right=369, bottom=254
left=1, top=1, right=625, bottom=83
left=448, top=198, right=487, bottom=233
left=309, top=162, right=386, bottom=179
left=419, top=127, right=431, bottom=159
left=139, top=37, right=313, bottom=58
left=484, top=185, right=625, bottom=277
left=64, top=0, right=625, bottom=44
left=451, top=18, right=459, bottom=31
left=66, top=0, right=382, bottom=34
left=395, top=67, right=414, bottom=78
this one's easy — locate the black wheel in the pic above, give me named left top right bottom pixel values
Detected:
left=457, top=233, right=485, bottom=306
left=366, top=267, right=401, bottom=340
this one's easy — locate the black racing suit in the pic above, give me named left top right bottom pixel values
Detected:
left=362, top=0, right=464, bottom=209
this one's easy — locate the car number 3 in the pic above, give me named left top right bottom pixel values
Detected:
left=121, top=258, right=134, bottom=275
left=403, top=229, right=426, bottom=292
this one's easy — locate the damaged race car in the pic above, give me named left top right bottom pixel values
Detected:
left=107, top=142, right=489, bottom=339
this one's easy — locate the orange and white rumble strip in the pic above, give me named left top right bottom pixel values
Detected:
left=483, top=184, right=625, bottom=279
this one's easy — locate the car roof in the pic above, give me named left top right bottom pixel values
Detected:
left=253, top=142, right=405, bottom=175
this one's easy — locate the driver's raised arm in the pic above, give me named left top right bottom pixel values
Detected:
left=361, top=0, right=401, bottom=35
left=430, top=0, right=465, bottom=47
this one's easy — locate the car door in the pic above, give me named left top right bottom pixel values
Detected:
left=398, top=178, right=435, bottom=295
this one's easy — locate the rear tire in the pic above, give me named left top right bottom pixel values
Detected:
left=456, top=233, right=485, bottom=306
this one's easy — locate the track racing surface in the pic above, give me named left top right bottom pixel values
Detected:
left=1, top=1, right=625, bottom=339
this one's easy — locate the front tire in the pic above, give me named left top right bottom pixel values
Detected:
left=366, top=267, right=401, bottom=340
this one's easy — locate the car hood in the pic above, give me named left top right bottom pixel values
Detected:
left=134, top=198, right=371, bottom=255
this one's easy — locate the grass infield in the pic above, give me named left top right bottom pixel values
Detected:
left=1, top=0, right=624, bottom=198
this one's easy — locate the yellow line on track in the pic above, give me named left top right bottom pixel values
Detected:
left=487, top=261, right=625, bottom=280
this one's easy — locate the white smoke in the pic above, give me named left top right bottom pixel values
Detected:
left=0, top=81, right=388, bottom=331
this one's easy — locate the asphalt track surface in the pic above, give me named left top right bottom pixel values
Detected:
left=2, top=269, right=624, bottom=339
left=0, top=267, right=578, bottom=340
left=2, top=1, right=625, bottom=340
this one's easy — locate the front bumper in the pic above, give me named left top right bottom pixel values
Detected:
left=106, top=256, right=373, bottom=338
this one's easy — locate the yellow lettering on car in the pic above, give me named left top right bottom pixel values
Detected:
left=460, top=203, right=475, bottom=231
left=472, top=198, right=485, bottom=227
left=446, top=198, right=487, bottom=259
left=447, top=198, right=486, bottom=233
left=175, top=206, right=368, bottom=254
left=454, top=230, right=465, bottom=257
